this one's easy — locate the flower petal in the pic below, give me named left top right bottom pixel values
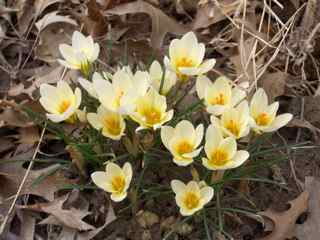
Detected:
left=200, top=186, right=214, bottom=205
left=171, top=179, right=186, bottom=194
left=196, top=75, right=211, bottom=100
left=161, top=126, right=175, bottom=150
left=265, top=113, right=293, bottom=132
left=197, top=59, right=216, bottom=75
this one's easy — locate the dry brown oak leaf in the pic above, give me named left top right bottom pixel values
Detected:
left=258, top=191, right=309, bottom=240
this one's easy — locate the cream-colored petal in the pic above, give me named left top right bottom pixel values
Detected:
left=194, top=124, right=204, bottom=147
left=78, top=77, right=98, bottom=98
left=180, top=207, right=197, bottom=216
left=123, top=162, right=132, bottom=189
left=39, top=98, right=59, bottom=113
left=264, top=113, right=293, bottom=132
left=231, top=87, right=246, bottom=107
left=173, top=157, right=193, bottom=166
left=175, top=120, right=195, bottom=142
left=214, top=76, right=231, bottom=95
left=207, top=105, right=227, bottom=116
left=204, top=125, right=223, bottom=157
left=57, top=81, right=74, bottom=100
left=110, top=192, right=127, bottom=202
left=191, top=43, right=205, bottom=66
left=250, top=88, right=268, bottom=116
left=171, top=180, right=186, bottom=194
left=87, top=113, right=103, bottom=130
left=57, top=59, right=78, bottom=69
left=181, top=32, right=198, bottom=50
left=196, top=75, right=211, bottom=100
left=219, top=137, right=237, bottom=159
left=200, top=186, right=214, bottom=205
left=197, top=59, right=216, bottom=75
left=182, top=147, right=202, bottom=158
left=105, top=162, right=123, bottom=178
left=74, top=88, right=82, bottom=109
left=186, top=181, right=200, bottom=194
left=113, top=69, right=133, bottom=94
left=266, top=102, right=279, bottom=118
left=72, top=31, right=87, bottom=51
left=149, top=60, right=163, bottom=80
left=228, top=150, right=249, bottom=168
left=91, top=171, right=111, bottom=191
left=178, top=67, right=199, bottom=76
left=93, top=76, right=117, bottom=110
left=161, top=126, right=174, bottom=150
left=59, top=44, right=79, bottom=67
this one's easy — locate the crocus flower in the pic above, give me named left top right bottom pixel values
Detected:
left=196, top=75, right=246, bottom=115
left=161, top=120, right=203, bottom=166
left=130, top=88, right=173, bottom=130
left=249, top=88, right=293, bottom=133
left=39, top=81, right=81, bottom=123
left=164, top=32, right=216, bottom=81
left=87, top=105, right=126, bottom=140
left=202, top=125, right=249, bottom=170
left=91, top=162, right=132, bottom=202
left=211, top=101, right=250, bottom=139
left=171, top=180, right=214, bottom=216
left=58, top=31, right=99, bottom=77
left=149, top=60, right=177, bottom=95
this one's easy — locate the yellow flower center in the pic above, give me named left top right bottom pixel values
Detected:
left=184, top=192, right=200, bottom=210
left=176, top=141, right=193, bottom=156
left=176, top=57, right=194, bottom=68
left=175, top=57, right=194, bottom=82
left=111, top=176, right=125, bottom=193
left=141, top=107, right=162, bottom=125
left=104, top=117, right=121, bottom=136
left=209, top=150, right=229, bottom=166
left=255, top=112, right=271, bottom=126
left=58, top=100, right=71, bottom=114
left=209, top=93, right=226, bottom=105
left=225, top=120, right=240, bottom=137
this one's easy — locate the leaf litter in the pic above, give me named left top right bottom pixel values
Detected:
left=0, top=0, right=320, bottom=239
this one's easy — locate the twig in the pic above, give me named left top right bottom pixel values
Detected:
left=0, top=123, right=47, bottom=234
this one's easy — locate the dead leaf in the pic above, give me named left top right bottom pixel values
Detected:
left=19, top=212, right=35, bottom=240
left=136, top=210, right=159, bottom=228
left=295, top=177, right=320, bottom=239
left=19, top=194, right=94, bottom=231
left=105, top=0, right=188, bottom=49
left=0, top=107, right=33, bottom=128
left=259, top=191, right=309, bottom=240
left=77, top=204, right=116, bottom=240
left=66, top=145, right=87, bottom=177
left=35, top=11, right=78, bottom=31
left=17, top=126, right=40, bottom=145
left=260, top=71, right=288, bottom=100
left=191, top=0, right=239, bottom=30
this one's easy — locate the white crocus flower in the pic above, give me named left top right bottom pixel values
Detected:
left=171, top=180, right=214, bottom=216
left=196, top=75, right=246, bottom=115
left=161, top=120, right=203, bottom=166
left=93, top=68, right=150, bottom=114
left=39, top=81, right=81, bottom=123
left=91, top=162, right=132, bottom=202
left=164, top=32, right=216, bottom=81
left=87, top=105, right=126, bottom=140
left=202, top=125, right=249, bottom=170
left=249, top=88, right=293, bottom=133
left=211, top=101, right=250, bottom=139
left=149, top=60, right=177, bottom=95
left=130, top=88, right=173, bottom=130
left=58, top=31, right=99, bottom=76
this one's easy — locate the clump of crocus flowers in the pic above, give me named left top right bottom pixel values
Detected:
left=39, top=31, right=293, bottom=217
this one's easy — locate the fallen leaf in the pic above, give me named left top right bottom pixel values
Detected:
left=136, top=210, right=159, bottom=228
left=35, top=11, right=78, bottom=32
left=66, top=145, right=87, bottom=177
left=295, top=177, right=320, bottom=239
left=191, top=0, right=240, bottom=30
left=19, top=194, right=94, bottom=231
left=259, top=191, right=309, bottom=240
left=0, top=107, right=33, bottom=128
left=260, top=71, right=288, bottom=100
left=19, top=212, right=35, bottom=240
left=104, top=0, right=188, bottom=49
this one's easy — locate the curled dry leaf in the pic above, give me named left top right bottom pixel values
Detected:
left=19, top=194, right=95, bottom=231
left=104, top=0, right=188, bottom=49
left=258, top=191, right=309, bottom=240
left=35, top=11, right=78, bottom=32
left=191, top=0, right=240, bottom=30
left=295, top=177, right=320, bottom=239
left=260, top=71, right=287, bottom=100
